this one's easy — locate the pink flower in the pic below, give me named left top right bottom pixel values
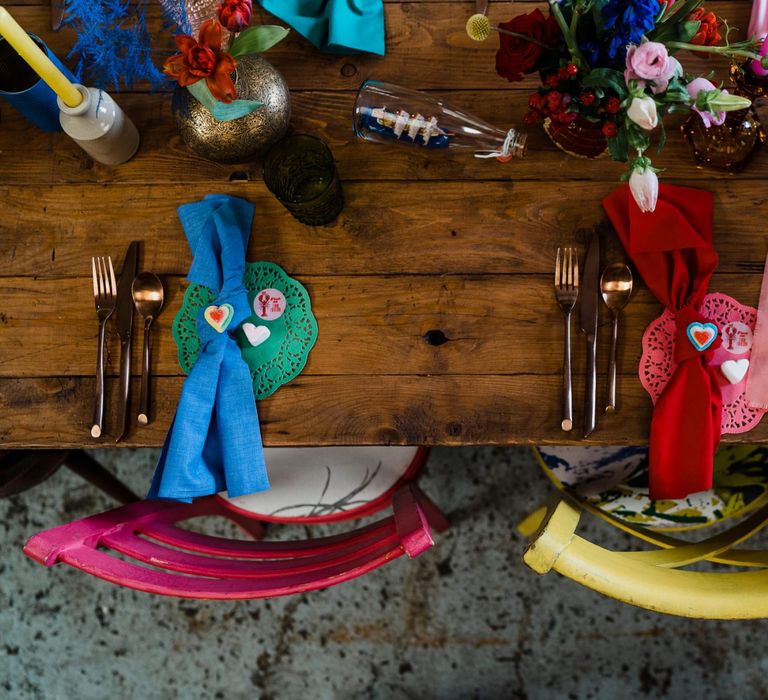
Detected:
left=748, top=0, right=768, bottom=76
left=687, top=77, right=726, bottom=127
left=625, top=42, right=681, bottom=93
left=629, top=166, right=658, bottom=213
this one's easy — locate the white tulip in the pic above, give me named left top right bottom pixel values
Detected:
left=626, top=96, right=658, bottom=130
left=629, top=167, right=658, bottom=213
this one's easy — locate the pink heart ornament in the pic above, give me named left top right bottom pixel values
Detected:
left=204, top=303, right=234, bottom=333
left=242, top=322, right=270, bottom=347
left=721, top=359, right=749, bottom=385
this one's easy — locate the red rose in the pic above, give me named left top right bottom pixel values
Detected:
left=495, top=9, right=560, bottom=82
left=163, top=20, right=237, bottom=103
left=688, top=8, right=722, bottom=46
left=218, top=0, right=253, bottom=33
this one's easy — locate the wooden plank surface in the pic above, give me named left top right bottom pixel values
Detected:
left=0, top=273, right=762, bottom=378
left=2, top=372, right=767, bottom=448
left=0, top=0, right=765, bottom=448
left=0, top=182, right=766, bottom=277
left=4, top=92, right=768, bottom=185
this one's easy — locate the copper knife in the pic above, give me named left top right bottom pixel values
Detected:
left=579, top=227, right=600, bottom=438
left=115, top=241, right=140, bottom=442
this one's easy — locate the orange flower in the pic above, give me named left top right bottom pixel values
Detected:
left=688, top=8, right=722, bottom=47
left=163, top=20, right=237, bottom=103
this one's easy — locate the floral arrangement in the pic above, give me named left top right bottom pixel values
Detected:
left=492, top=0, right=768, bottom=211
left=163, top=0, right=288, bottom=121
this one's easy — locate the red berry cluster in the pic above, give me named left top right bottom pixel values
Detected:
left=524, top=90, right=576, bottom=125
left=523, top=65, right=623, bottom=139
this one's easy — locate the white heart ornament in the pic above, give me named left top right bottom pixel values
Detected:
left=243, top=322, right=270, bottom=347
left=721, top=359, right=749, bottom=385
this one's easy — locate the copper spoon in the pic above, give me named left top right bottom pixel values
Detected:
left=600, top=263, right=633, bottom=413
left=132, top=273, right=164, bottom=426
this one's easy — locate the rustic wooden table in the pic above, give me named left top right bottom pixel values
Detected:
left=1, top=0, right=766, bottom=449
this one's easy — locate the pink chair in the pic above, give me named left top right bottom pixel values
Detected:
left=23, top=484, right=435, bottom=600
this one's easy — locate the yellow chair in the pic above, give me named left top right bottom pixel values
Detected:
left=520, top=445, right=768, bottom=619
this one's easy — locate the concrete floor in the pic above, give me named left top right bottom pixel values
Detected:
left=2, top=446, right=768, bottom=700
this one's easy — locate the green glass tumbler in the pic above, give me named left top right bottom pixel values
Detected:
left=262, top=135, right=344, bottom=226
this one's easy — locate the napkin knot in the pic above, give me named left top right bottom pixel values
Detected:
left=674, top=306, right=721, bottom=363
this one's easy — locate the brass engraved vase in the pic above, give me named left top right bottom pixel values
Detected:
left=172, top=55, right=291, bottom=164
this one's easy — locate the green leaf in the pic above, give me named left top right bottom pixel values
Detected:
left=187, top=81, right=263, bottom=122
left=654, top=0, right=702, bottom=25
left=659, top=79, right=691, bottom=104
left=582, top=68, right=628, bottom=98
left=229, top=25, right=290, bottom=57
left=591, top=0, right=610, bottom=32
left=679, top=20, right=701, bottom=43
left=657, top=118, right=667, bottom=154
left=626, top=123, right=651, bottom=153
left=648, top=0, right=703, bottom=43
left=607, top=126, right=629, bottom=162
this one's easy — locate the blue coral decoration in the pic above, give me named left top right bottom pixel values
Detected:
left=63, top=0, right=175, bottom=89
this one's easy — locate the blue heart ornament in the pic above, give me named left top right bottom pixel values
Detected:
left=686, top=322, right=719, bottom=352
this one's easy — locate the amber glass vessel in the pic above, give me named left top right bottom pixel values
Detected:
left=730, top=61, right=768, bottom=100
left=681, top=62, right=766, bottom=172
left=543, top=115, right=608, bottom=159
left=681, top=109, right=764, bottom=172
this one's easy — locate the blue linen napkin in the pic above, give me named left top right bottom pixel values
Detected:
left=257, top=0, right=385, bottom=56
left=148, top=195, right=269, bottom=502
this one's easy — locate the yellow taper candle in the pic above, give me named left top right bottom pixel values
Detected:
left=0, top=6, right=81, bottom=107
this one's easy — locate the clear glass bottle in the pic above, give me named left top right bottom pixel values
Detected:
left=353, top=79, right=526, bottom=161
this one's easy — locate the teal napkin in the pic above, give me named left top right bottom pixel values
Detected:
left=257, top=0, right=385, bottom=55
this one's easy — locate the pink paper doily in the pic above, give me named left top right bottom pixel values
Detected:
left=640, top=292, right=766, bottom=434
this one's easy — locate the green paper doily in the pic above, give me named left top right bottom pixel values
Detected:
left=173, top=262, right=318, bottom=400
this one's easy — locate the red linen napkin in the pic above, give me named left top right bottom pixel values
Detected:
left=603, top=184, right=722, bottom=499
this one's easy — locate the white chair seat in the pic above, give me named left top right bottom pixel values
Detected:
left=219, top=446, right=421, bottom=520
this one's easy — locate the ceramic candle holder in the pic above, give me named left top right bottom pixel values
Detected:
left=57, top=85, right=140, bottom=166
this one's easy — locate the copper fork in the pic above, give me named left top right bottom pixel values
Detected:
left=91, top=256, right=117, bottom=439
left=555, top=247, right=579, bottom=431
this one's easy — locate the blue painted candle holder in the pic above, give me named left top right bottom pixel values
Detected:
left=0, top=34, right=76, bottom=132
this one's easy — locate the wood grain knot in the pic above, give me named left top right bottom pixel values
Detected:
left=447, top=422, right=463, bottom=437
left=423, top=330, right=449, bottom=346
left=341, top=63, right=358, bottom=77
